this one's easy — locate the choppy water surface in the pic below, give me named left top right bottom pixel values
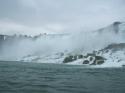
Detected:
left=0, top=61, right=125, bottom=93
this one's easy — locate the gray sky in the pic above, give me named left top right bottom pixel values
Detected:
left=0, top=0, right=125, bottom=35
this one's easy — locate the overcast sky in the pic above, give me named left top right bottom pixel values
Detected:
left=0, top=0, right=125, bottom=35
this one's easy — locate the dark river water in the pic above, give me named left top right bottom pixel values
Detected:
left=0, top=61, right=125, bottom=93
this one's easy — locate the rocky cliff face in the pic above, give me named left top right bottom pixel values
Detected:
left=98, top=21, right=122, bottom=34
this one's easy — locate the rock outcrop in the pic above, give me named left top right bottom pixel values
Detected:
left=63, top=53, right=106, bottom=65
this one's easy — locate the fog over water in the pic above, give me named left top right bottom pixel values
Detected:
left=0, top=24, right=125, bottom=61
